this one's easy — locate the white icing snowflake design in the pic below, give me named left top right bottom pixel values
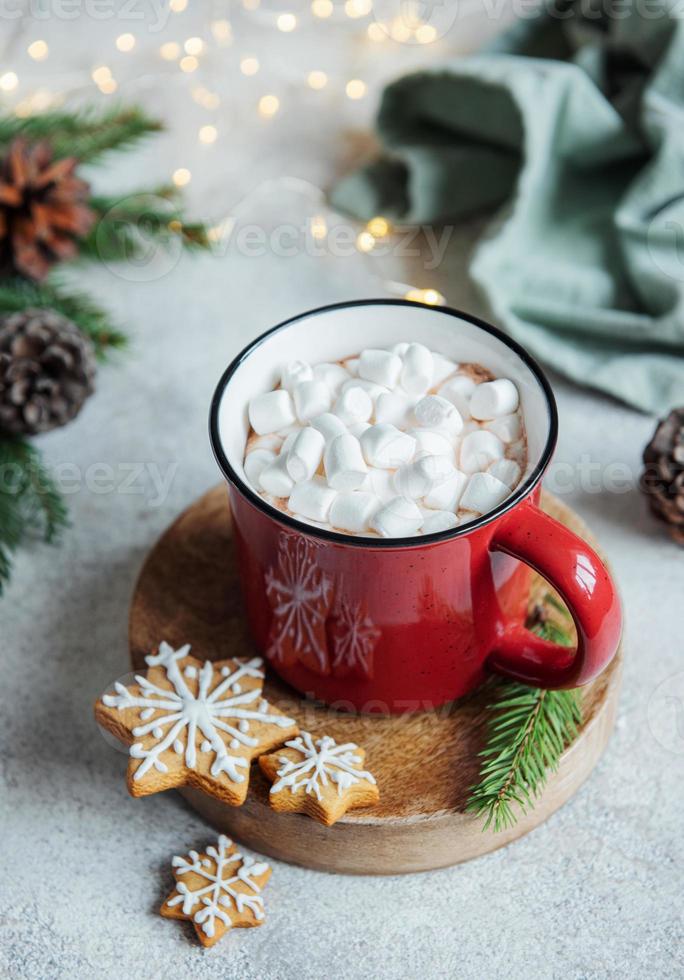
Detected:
left=265, top=533, right=333, bottom=672
left=102, top=642, right=294, bottom=784
left=270, top=731, right=376, bottom=801
left=168, top=836, right=269, bottom=939
left=331, top=597, right=380, bottom=679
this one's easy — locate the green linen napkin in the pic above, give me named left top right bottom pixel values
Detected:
left=331, top=1, right=684, bottom=413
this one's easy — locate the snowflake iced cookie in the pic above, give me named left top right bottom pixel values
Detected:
left=94, top=642, right=298, bottom=805
left=161, top=835, right=271, bottom=948
left=258, top=731, right=379, bottom=826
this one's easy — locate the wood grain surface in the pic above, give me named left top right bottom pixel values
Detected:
left=129, top=486, right=622, bottom=874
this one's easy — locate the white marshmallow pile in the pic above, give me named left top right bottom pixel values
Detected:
left=245, top=346, right=526, bottom=538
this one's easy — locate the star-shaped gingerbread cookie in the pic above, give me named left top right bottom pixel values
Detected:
left=161, top=835, right=271, bottom=947
left=258, top=730, right=380, bottom=826
left=95, top=641, right=298, bottom=805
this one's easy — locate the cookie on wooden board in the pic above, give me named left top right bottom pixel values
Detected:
left=259, top=730, right=380, bottom=826
left=95, top=641, right=298, bottom=805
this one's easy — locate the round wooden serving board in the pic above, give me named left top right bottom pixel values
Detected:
left=129, top=486, right=622, bottom=875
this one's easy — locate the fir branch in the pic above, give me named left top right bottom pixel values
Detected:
left=84, top=187, right=210, bottom=261
left=466, top=600, right=581, bottom=832
left=0, top=439, right=68, bottom=595
left=0, top=278, right=127, bottom=358
left=0, top=106, right=162, bottom=164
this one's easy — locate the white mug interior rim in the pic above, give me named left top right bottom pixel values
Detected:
left=209, top=299, right=559, bottom=549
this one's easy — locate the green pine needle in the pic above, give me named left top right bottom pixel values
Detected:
left=466, top=600, right=581, bottom=833
left=0, top=439, right=69, bottom=595
left=0, top=278, right=127, bottom=359
left=84, top=186, right=210, bottom=262
left=0, top=106, right=162, bottom=164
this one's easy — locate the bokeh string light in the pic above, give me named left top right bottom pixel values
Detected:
left=27, top=40, right=49, bottom=61
left=115, top=34, right=136, bottom=53
left=160, top=42, right=181, bottom=61
left=0, top=72, right=18, bottom=92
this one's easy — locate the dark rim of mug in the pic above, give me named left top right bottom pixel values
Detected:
left=209, top=299, right=559, bottom=550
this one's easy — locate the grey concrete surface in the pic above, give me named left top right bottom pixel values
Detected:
left=1, top=9, right=683, bottom=980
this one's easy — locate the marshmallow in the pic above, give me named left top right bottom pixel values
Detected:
left=293, top=380, right=331, bottom=422
left=423, top=469, right=468, bottom=511
left=363, top=466, right=396, bottom=504
left=414, top=395, right=463, bottom=435
left=286, top=426, right=325, bottom=483
left=470, top=379, right=519, bottom=420
left=313, top=361, right=350, bottom=395
left=485, top=413, right=521, bottom=444
left=259, top=454, right=295, bottom=497
left=360, top=423, right=416, bottom=469
left=249, top=389, right=296, bottom=435
left=288, top=477, right=337, bottom=523
left=333, top=386, right=373, bottom=425
left=358, top=348, right=402, bottom=389
left=422, top=510, right=459, bottom=534
left=488, top=457, right=522, bottom=489
left=371, top=496, right=423, bottom=538
left=311, top=412, right=347, bottom=442
left=341, top=378, right=388, bottom=401
left=244, top=448, right=276, bottom=488
left=246, top=433, right=283, bottom=453
left=375, top=391, right=414, bottom=428
left=431, top=353, right=457, bottom=388
left=391, top=342, right=409, bottom=356
left=438, top=375, right=476, bottom=417
left=394, top=455, right=455, bottom=499
left=329, top=491, right=380, bottom=533
left=345, top=357, right=360, bottom=375
left=415, top=454, right=455, bottom=484
left=400, top=343, right=433, bottom=396
left=348, top=421, right=371, bottom=439
left=324, top=433, right=368, bottom=491
left=277, top=423, right=300, bottom=438
left=412, top=428, right=455, bottom=461
left=460, top=472, right=510, bottom=514
left=281, top=360, right=313, bottom=392
left=280, top=429, right=300, bottom=456
left=460, top=430, right=504, bottom=474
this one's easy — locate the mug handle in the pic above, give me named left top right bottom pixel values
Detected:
left=487, top=499, right=622, bottom=689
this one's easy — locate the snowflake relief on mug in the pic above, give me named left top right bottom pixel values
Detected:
left=264, top=532, right=334, bottom=674
left=329, top=595, right=380, bottom=680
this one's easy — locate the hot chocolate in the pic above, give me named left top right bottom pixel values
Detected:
left=244, top=343, right=527, bottom=538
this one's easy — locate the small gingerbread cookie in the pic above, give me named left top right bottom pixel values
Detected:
left=95, top=641, right=298, bottom=805
left=258, top=730, right=379, bottom=826
left=161, top=835, right=271, bottom=947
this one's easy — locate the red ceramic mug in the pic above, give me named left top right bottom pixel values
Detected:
left=209, top=300, right=621, bottom=714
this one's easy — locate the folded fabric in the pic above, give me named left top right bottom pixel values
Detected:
left=331, top=1, right=684, bottom=414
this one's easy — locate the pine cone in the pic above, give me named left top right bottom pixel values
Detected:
left=641, top=408, right=684, bottom=546
left=0, top=137, right=95, bottom=281
left=0, top=308, right=96, bottom=435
